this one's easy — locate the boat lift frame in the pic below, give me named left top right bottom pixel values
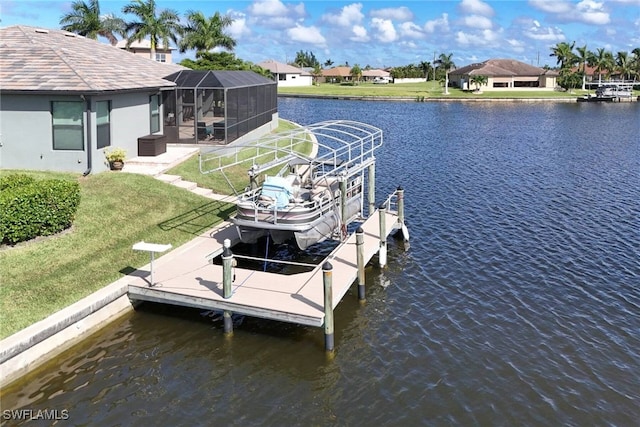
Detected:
left=198, top=120, right=384, bottom=197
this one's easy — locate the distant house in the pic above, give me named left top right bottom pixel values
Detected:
left=322, top=66, right=353, bottom=83
left=0, top=26, right=278, bottom=174
left=362, top=69, right=391, bottom=83
left=116, top=38, right=176, bottom=63
left=257, top=60, right=313, bottom=87
left=449, top=59, right=558, bottom=91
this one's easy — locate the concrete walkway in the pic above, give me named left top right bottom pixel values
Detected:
left=122, top=145, right=236, bottom=203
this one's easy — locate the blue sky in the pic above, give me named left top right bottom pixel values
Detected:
left=1, top=0, right=639, bottom=68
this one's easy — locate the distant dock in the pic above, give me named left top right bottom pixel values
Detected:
left=128, top=190, right=408, bottom=351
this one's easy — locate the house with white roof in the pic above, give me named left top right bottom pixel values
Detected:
left=257, top=60, right=313, bottom=87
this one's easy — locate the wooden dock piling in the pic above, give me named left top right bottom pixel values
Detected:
left=222, top=239, right=234, bottom=335
left=127, top=190, right=408, bottom=351
left=379, top=203, right=387, bottom=268
left=356, top=227, right=365, bottom=301
left=323, top=262, right=334, bottom=352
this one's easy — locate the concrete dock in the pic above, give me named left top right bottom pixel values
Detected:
left=128, top=209, right=402, bottom=327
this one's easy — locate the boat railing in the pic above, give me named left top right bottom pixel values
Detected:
left=199, top=120, right=384, bottom=194
left=380, top=189, right=400, bottom=214
left=239, top=191, right=332, bottom=225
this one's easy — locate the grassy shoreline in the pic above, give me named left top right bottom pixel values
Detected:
left=278, top=81, right=639, bottom=100
left=0, top=121, right=312, bottom=339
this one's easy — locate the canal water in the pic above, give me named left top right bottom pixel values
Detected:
left=2, top=100, right=638, bottom=425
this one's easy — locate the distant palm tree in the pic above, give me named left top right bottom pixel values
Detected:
left=324, top=59, right=334, bottom=68
left=470, top=74, right=487, bottom=91
left=350, top=64, right=362, bottom=84
left=576, top=45, right=593, bottom=90
left=549, top=41, right=577, bottom=70
left=419, top=60, right=432, bottom=80
left=59, top=0, right=125, bottom=45
left=615, top=51, right=632, bottom=81
left=179, top=10, right=236, bottom=58
left=435, top=53, right=455, bottom=94
left=122, top=0, right=182, bottom=60
left=592, top=47, right=614, bottom=84
left=631, top=48, right=640, bottom=81
left=312, top=64, right=322, bottom=86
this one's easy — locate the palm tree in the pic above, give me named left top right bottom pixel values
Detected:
left=311, top=64, right=322, bottom=86
left=576, top=45, right=592, bottom=90
left=180, top=10, right=236, bottom=58
left=350, top=64, right=362, bottom=84
left=59, top=0, right=125, bottom=45
left=435, top=53, right=455, bottom=95
left=470, top=74, right=487, bottom=92
left=419, top=61, right=432, bottom=80
left=631, top=48, right=640, bottom=82
left=592, top=48, right=614, bottom=84
left=122, top=0, right=182, bottom=60
left=324, top=59, right=334, bottom=68
left=549, top=41, right=576, bottom=70
left=615, top=51, right=632, bottom=81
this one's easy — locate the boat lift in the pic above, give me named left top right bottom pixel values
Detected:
left=198, top=120, right=384, bottom=209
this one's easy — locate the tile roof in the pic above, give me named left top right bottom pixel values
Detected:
left=322, top=66, right=352, bottom=77
left=257, top=59, right=308, bottom=75
left=452, top=59, right=546, bottom=77
left=362, top=69, right=390, bottom=78
left=0, top=25, right=185, bottom=93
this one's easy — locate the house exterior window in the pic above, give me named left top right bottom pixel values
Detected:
left=96, top=101, right=111, bottom=149
left=155, top=53, right=166, bottom=63
left=52, top=101, right=84, bottom=150
left=278, top=74, right=286, bottom=81
left=150, top=94, right=160, bottom=133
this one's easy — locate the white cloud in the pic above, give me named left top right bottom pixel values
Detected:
left=455, top=28, right=501, bottom=47
left=462, top=15, right=493, bottom=29
left=370, top=7, right=414, bottom=21
left=523, top=24, right=566, bottom=41
left=322, top=3, right=364, bottom=27
left=529, top=0, right=610, bottom=25
left=351, top=25, right=369, bottom=42
left=399, top=22, right=425, bottom=39
left=528, top=0, right=573, bottom=14
left=424, top=13, right=450, bottom=33
left=248, top=0, right=289, bottom=17
left=287, top=24, right=326, bottom=45
left=227, top=12, right=251, bottom=39
left=371, top=18, right=397, bottom=43
left=459, top=0, right=494, bottom=17
left=575, top=0, right=610, bottom=24
left=507, top=39, right=526, bottom=53
left=456, top=31, right=471, bottom=45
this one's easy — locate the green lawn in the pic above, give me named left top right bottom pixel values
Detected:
left=167, top=119, right=314, bottom=195
left=278, top=81, right=638, bottom=99
left=0, top=172, right=234, bottom=338
left=0, top=120, right=314, bottom=339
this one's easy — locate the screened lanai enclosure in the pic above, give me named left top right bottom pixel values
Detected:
left=161, top=70, right=277, bottom=145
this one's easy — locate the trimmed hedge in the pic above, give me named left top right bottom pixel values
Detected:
left=0, top=175, right=81, bottom=244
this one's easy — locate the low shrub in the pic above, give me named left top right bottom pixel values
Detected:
left=0, top=173, right=36, bottom=191
left=0, top=175, right=81, bottom=244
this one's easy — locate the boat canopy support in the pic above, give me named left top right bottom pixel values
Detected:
left=198, top=120, right=383, bottom=194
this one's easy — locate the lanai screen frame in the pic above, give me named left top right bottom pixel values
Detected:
left=162, top=70, right=277, bottom=145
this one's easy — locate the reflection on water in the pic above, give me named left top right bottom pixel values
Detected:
left=2, top=100, right=639, bottom=425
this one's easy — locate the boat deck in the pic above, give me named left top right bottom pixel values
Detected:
left=127, top=209, right=401, bottom=326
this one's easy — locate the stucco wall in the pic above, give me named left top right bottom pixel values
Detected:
left=0, top=91, right=161, bottom=174
left=277, top=74, right=313, bottom=87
